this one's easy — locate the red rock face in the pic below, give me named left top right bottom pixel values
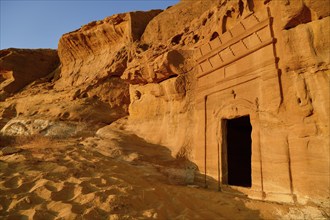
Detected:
left=56, top=10, right=162, bottom=88
left=0, top=48, right=59, bottom=99
left=119, top=0, right=330, bottom=206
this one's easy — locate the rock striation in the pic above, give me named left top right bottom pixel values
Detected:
left=0, top=0, right=329, bottom=209
left=56, top=10, right=162, bottom=88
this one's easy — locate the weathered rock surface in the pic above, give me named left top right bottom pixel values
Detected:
left=0, top=118, right=95, bottom=138
left=52, top=11, right=162, bottom=119
left=0, top=0, right=329, bottom=211
left=56, top=10, right=162, bottom=88
left=120, top=0, right=329, bottom=206
left=0, top=48, right=59, bottom=100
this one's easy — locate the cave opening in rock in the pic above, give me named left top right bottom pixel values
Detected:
left=225, top=115, right=252, bottom=187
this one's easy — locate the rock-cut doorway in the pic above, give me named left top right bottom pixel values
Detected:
left=223, top=116, right=252, bottom=187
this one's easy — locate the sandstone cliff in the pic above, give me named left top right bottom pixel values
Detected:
left=120, top=0, right=330, bottom=206
left=56, top=10, right=162, bottom=88
left=0, top=0, right=329, bottom=209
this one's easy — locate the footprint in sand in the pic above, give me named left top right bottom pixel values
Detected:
left=7, top=194, right=45, bottom=212
left=44, top=180, right=64, bottom=192
left=3, top=175, right=23, bottom=189
left=32, top=209, right=58, bottom=220
left=32, top=179, right=63, bottom=201
left=34, top=186, right=53, bottom=201
left=80, top=181, right=100, bottom=194
left=46, top=201, right=75, bottom=219
left=71, top=202, right=87, bottom=215
left=51, top=183, right=82, bottom=202
left=9, top=181, right=36, bottom=195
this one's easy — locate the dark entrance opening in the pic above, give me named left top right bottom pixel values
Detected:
left=226, top=116, right=252, bottom=187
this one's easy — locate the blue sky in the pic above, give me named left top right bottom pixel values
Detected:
left=0, top=0, right=179, bottom=49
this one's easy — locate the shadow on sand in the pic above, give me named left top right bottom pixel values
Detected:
left=96, top=127, right=262, bottom=219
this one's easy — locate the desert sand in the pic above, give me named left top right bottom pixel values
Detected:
left=0, top=123, right=328, bottom=219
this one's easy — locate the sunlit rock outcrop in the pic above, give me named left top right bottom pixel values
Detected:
left=0, top=0, right=329, bottom=209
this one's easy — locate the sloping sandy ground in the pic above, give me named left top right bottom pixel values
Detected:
left=0, top=126, right=328, bottom=220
